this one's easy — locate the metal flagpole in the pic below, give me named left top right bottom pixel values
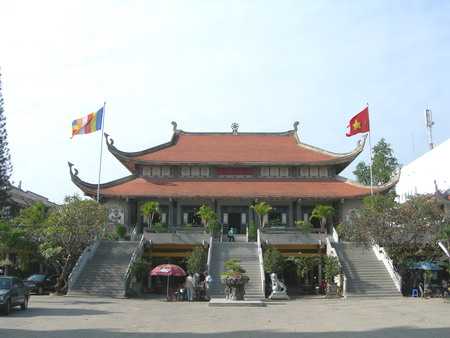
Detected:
left=96, top=102, right=106, bottom=202
left=367, top=102, right=374, bottom=195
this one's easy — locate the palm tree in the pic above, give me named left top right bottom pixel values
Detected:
left=196, top=204, right=217, bottom=233
left=140, top=201, right=159, bottom=230
left=251, top=201, right=272, bottom=229
left=310, top=205, right=335, bottom=233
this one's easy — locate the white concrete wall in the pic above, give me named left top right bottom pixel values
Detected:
left=396, top=139, right=450, bottom=203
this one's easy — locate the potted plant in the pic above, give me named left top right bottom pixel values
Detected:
left=324, top=256, right=340, bottom=296
left=221, top=259, right=249, bottom=300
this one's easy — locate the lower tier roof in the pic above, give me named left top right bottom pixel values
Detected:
left=69, top=165, right=396, bottom=199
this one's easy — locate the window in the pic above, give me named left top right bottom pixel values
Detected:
left=280, top=167, right=289, bottom=177
left=180, top=167, right=210, bottom=177
left=261, top=167, right=289, bottom=177
left=268, top=206, right=288, bottom=226
left=143, top=166, right=171, bottom=177
left=310, top=167, right=319, bottom=177
left=319, top=167, right=328, bottom=177
left=300, top=167, right=309, bottom=177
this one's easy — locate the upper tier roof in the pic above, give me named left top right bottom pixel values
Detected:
left=105, top=122, right=367, bottom=173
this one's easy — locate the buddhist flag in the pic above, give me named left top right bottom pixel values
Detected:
left=71, top=107, right=104, bottom=138
left=346, top=107, right=370, bottom=137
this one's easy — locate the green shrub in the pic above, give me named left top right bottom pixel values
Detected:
left=295, top=220, right=313, bottom=234
left=115, top=224, right=127, bottom=239
left=248, top=222, right=257, bottom=241
left=186, top=246, right=207, bottom=274
left=323, top=256, right=340, bottom=283
left=263, top=247, right=285, bottom=274
left=130, top=258, right=150, bottom=282
left=152, top=223, right=168, bottom=233
left=221, top=258, right=246, bottom=278
left=207, top=221, right=221, bottom=234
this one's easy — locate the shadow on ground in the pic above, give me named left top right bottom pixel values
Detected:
left=6, top=307, right=112, bottom=317
left=1, top=327, right=450, bottom=338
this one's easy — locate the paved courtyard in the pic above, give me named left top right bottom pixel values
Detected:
left=0, top=295, right=449, bottom=338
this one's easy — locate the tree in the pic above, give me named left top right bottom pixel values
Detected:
left=0, top=72, right=12, bottom=209
left=0, top=222, right=29, bottom=275
left=342, top=194, right=450, bottom=266
left=323, top=256, right=340, bottom=284
left=196, top=204, right=217, bottom=233
left=40, top=195, right=107, bottom=293
left=353, top=138, right=399, bottom=186
left=186, top=246, right=207, bottom=274
left=140, top=201, right=159, bottom=230
left=310, top=205, right=335, bottom=233
left=263, top=247, right=285, bottom=275
left=251, top=201, right=272, bottom=228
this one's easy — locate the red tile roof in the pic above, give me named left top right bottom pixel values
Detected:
left=81, top=177, right=377, bottom=199
left=106, top=132, right=366, bottom=169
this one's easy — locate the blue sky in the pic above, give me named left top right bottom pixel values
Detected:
left=1, top=0, right=449, bottom=203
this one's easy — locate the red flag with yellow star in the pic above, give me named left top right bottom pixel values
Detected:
left=346, top=107, right=370, bottom=137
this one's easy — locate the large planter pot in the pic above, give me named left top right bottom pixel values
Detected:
left=222, top=275, right=249, bottom=301
left=326, top=283, right=338, bottom=298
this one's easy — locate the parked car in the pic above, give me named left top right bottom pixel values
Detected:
left=24, top=274, right=56, bottom=295
left=0, top=276, right=29, bottom=315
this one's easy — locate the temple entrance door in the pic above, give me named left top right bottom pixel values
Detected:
left=228, top=213, right=243, bottom=234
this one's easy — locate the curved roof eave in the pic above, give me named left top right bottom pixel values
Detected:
left=68, top=162, right=136, bottom=197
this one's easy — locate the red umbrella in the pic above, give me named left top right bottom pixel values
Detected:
left=150, top=264, right=187, bottom=299
left=150, top=264, right=186, bottom=277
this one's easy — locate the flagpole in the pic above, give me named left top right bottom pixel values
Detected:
left=96, top=102, right=106, bottom=202
left=367, top=102, right=374, bottom=196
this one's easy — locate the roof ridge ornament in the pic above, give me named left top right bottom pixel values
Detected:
left=104, top=133, right=114, bottom=146
left=171, top=121, right=178, bottom=132
left=293, top=121, right=299, bottom=132
left=68, top=162, right=79, bottom=177
left=231, top=122, right=239, bottom=135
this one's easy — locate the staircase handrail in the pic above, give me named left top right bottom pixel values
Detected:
left=372, top=244, right=401, bottom=292
left=325, top=237, right=346, bottom=297
left=68, top=239, right=100, bottom=291
left=256, top=228, right=265, bottom=297
left=438, top=240, right=450, bottom=258
left=246, top=224, right=249, bottom=242
left=331, top=226, right=339, bottom=243
left=206, top=236, right=213, bottom=274
left=130, top=225, right=139, bottom=241
left=124, top=234, right=146, bottom=293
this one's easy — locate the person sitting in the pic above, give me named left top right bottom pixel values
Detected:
left=227, top=227, right=235, bottom=242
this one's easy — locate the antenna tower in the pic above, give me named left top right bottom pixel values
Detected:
left=425, top=108, right=434, bottom=150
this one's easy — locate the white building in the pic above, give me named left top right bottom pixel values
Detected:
left=396, top=138, right=450, bottom=203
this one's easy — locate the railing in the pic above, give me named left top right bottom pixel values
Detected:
left=206, top=236, right=213, bottom=274
left=326, top=236, right=346, bottom=298
left=372, top=244, right=402, bottom=292
left=331, top=226, right=339, bottom=243
left=68, top=240, right=100, bottom=291
left=246, top=224, right=249, bottom=242
left=256, top=228, right=266, bottom=297
left=438, top=241, right=450, bottom=258
left=124, top=234, right=146, bottom=295
left=130, top=225, right=139, bottom=241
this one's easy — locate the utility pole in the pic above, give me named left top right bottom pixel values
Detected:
left=425, top=108, right=434, bottom=150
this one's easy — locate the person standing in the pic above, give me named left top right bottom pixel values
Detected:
left=184, top=274, right=194, bottom=301
left=204, top=271, right=213, bottom=300
left=227, top=227, right=235, bottom=242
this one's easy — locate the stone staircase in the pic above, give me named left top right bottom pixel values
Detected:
left=333, top=242, right=400, bottom=298
left=209, top=242, right=265, bottom=300
left=67, top=241, right=138, bottom=298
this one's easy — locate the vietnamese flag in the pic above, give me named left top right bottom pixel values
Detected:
left=346, top=107, right=370, bottom=137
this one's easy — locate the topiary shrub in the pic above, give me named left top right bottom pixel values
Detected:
left=248, top=222, right=257, bottom=241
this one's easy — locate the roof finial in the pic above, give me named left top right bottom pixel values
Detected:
left=293, top=121, right=299, bottom=132
left=231, top=122, right=239, bottom=135
left=171, top=121, right=178, bottom=132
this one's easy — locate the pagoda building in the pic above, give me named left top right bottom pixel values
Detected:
left=69, top=121, right=397, bottom=236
